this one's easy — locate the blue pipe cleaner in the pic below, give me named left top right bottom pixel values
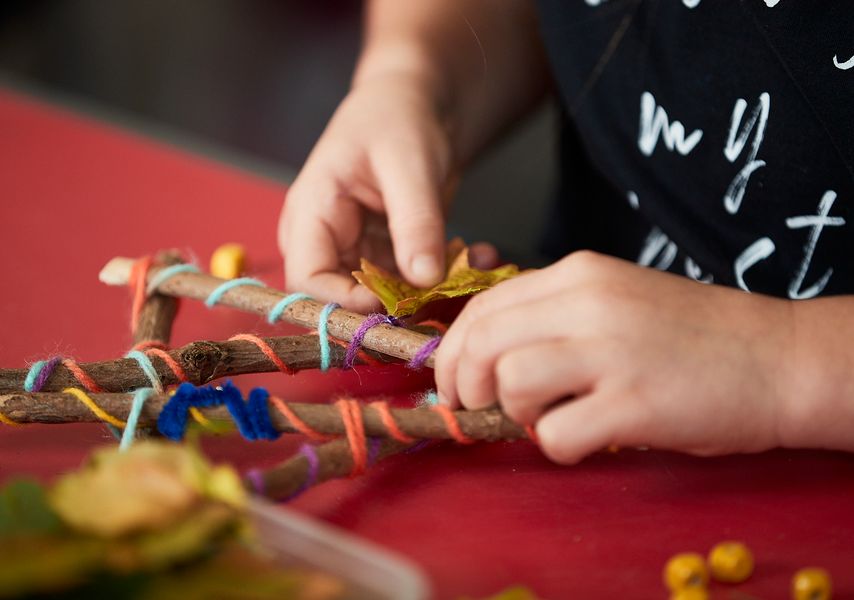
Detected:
left=157, top=381, right=280, bottom=442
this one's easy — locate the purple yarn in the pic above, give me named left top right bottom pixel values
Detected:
left=283, top=443, right=320, bottom=502
left=367, top=437, right=383, bottom=465
left=408, top=336, right=441, bottom=370
left=404, top=439, right=433, bottom=454
left=245, top=468, right=266, bottom=495
left=344, top=313, right=395, bottom=369
left=32, top=356, right=62, bottom=392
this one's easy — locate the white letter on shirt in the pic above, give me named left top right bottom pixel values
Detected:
left=734, top=237, right=776, bottom=292
left=637, top=227, right=678, bottom=271
left=723, top=93, right=770, bottom=214
left=638, top=92, right=704, bottom=157
left=785, top=190, right=845, bottom=299
left=833, top=54, right=854, bottom=70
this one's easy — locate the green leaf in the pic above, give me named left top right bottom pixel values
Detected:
left=0, top=479, right=62, bottom=537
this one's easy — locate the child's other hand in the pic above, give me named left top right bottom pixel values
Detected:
left=435, top=251, right=796, bottom=463
left=278, top=73, right=457, bottom=313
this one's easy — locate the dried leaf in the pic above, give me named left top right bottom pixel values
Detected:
left=0, top=444, right=258, bottom=598
left=0, top=535, right=107, bottom=597
left=49, top=442, right=246, bottom=538
left=353, top=239, right=524, bottom=317
left=141, top=545, right=343, bottom=600
left=109, top=503, right=239, bottom=572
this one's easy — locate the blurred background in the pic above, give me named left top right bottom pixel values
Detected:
left=0, top=0, right=555, bottom=265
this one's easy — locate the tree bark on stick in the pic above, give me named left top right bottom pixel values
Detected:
left=0, top=335, right=377, bottom=393
left=0, top=391, right=528, bottom=441
left=132, top=250, right=183, bottom=347
left=99, top=257, right=440, bottom=368
left=249, top=438, right=413, bottom=501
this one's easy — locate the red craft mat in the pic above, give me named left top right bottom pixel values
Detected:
left=1, top=87, right=853, bottom=600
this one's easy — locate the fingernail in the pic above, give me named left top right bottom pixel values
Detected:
left=411, top=254, right=441, bottom=285
left=435, top=391, right=450, bottom=406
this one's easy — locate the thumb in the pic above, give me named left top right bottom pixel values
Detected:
left=375, top=150, right=447, bottom=288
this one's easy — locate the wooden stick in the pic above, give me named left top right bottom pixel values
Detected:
left=248, top=438, right=413, bottom=501
left=132, top=250, right=183, bottom=347
left=0, top=335, right=382, bottom=393
left=0, top=391, right=527, bottom=442
left=99, top=257, right=438, bottom=368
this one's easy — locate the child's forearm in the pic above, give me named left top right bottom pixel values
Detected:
left=354, top=0, right=550, bottom=166
left=781, top=297, right=854, bottom=452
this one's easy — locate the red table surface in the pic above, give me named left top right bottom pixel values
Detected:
left=1, top=88, right=853, bottom=600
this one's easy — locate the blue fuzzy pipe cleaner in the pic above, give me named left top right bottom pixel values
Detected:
left=158, top=381, right=280, bottom=442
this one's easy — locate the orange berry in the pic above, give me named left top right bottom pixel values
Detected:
left=210, top=243, right=246, bottom=279
left=664, top=553, right=709, bottom=591
left=792, top=567, right=832, bottom=600
left=708, top=541, right=754, bottom=584
left=670, top=588, right=709, bottom=600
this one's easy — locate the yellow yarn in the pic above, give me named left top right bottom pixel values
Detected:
left=62, top=387, right=126, bottom=428
left=0, top=411, right=21, bottom=426
left=189, top=407, right=215, bottom=430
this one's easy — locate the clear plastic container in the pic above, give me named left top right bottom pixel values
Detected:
left=249, top=498, right=430, bottom=600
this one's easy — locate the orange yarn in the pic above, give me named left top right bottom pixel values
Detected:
left=131, top=340, right=167, bottom=351
left=228, top=334, right=294, bottom=375
left=268, top=395, right=335, bottom=442
left=144, top=348, right=188, bottom=383
left=62, top=359, right=104, bottom=393
left=336, top=398, right=368, bottom=476
left=129, top=256, right=154, bottom=335
left=524, top=425, right=539, bottom=444
left=430, top=404, right=475, bottom=444
left=370, top=401, right=416, bottom=443
left=415, top=319, right=449, bottom=334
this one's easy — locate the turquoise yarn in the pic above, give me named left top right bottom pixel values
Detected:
left=119, top=388, right=154, bottom=452
left=204, top=277, right=265, bottom=307
left=421, top=390, right=440, bottom=406
left=23, top=360, right=49, bottom=392
left=145, top=264, right=200, bottom=295
left=105, top=423, right=123, bottom=441
left=125, top=350, right=163, bottom=393
left=317, top=302, right=340, bottom=372
left=267, top=292, right=312, bottom=324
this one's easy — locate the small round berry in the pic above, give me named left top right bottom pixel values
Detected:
left=664, top=553, right=709, bottom=591
left=670, top=588, right=710, bottom=600
left=210, top=243, right=246, bottom=280
left=792, top=567, right=832, bottom=600
left=708, top=541, right=754, bottom=583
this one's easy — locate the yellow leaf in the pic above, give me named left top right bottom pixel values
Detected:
left=49, top=441, right=245, bottom=538
left=353, top=239, right=524, bottom=317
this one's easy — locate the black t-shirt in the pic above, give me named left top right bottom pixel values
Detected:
left=535, top=0, right=853, bottom=298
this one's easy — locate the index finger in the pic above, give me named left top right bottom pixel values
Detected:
left=282, top=189, right=381, bottom=313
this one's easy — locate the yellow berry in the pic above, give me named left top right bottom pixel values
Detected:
left=664, top=553, right=709, bottom=591
left=210, top=243, right=246, bottom=279
left=792, top=568, right=832, bottom=600
left=708, top=541, right=754, bottom=583
left=670, top=588, right=709, bottom=600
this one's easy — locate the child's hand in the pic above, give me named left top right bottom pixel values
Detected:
left=435, top=251, right=797, bottom=464
left=278, top=73, right=460, bottom=313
